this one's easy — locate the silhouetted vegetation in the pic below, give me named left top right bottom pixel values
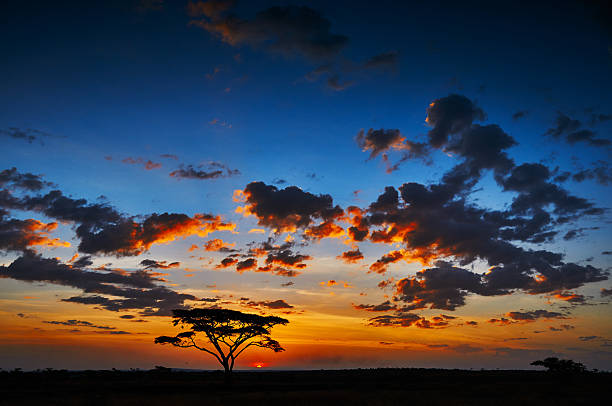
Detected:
left=155, top=308, right=288, bottom=384
left=1, top=367, right=609, bottom=406
left=530, top=357, right=587, bottom=373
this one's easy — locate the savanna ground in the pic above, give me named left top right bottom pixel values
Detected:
left=1, top=368, right=609, bottom=406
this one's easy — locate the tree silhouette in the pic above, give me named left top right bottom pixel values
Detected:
left=155, top=308, right=288, bottom=383
left=531, top=357, right=587, bottom=373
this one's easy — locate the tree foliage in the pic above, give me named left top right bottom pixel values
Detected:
left=530, top=357, right=587, bottom=373
left=155, top=308, right=288, bottom=381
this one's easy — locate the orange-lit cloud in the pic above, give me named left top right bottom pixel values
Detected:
left=203, top=238, right=236, bottom=252
left=337, top=248, right=364, bottom=264
left=369, top=250, right=407, bottom=273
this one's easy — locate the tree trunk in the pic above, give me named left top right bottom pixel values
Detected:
left=223, top=364, right=232, bottom=386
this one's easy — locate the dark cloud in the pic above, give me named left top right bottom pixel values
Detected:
left=0, top=252, right=198, bottom=316
left=369, top=250, right=405, bottom=274
left=563, top=227, right=598, bottom=241
left=571, top=162, right=612, bottom=185
left=505, top=310, right=568, bottom=321
left=43, top=320, right=116, bottom=330
left=367, top=312, right=454, bottom=329
left=500, top=163, right=602, bottom=217
left=235, top=257, right=257, bottom=272
left=0, top=215, right=67, bottom=253
left=578, top=335, right=600, bottom=341
left=247, top=299, right=293, bottom=309
left=425, top=94, right=486, bottom=148
left=0, top=127, right=56, bottom=144
left=356, top=129, right=430, bottom=171
left=337, top=249, right=364, bottom=264
left=191, top=4, right=348, bottom=60
left=352, top=104, right=608, bottom=310
left=121, top=157, right=162, bottom=170
left=240, top=181, right=343, bottom=232
left=187, top=0, right=234, bottom=19
left=356, top=129, right=404, bottom=160
left=139, top=259, right=181, bottom=269
left=545, top=112, right=611, bottom=147
left=264, top=250, right=311, bottom=269
left=352, top=301, right=398, bottom=312
left=512, top=110, right=528, bottom=120
left=2, top=183, right=235, bottom=256
left=216, top=257, right=238, bottom=268
left=368, top=312, right=421, bottom=327
left=0, top=168, right=55, bottom=191
left=363, top=51, right=399, bottom=70
left=395, top=263, right=485, bottom=311
left=169, top=163, right=240, bottom=180
left=304, top=63, right=332, bottom=82
left=326, top=75, right=353, bottom=91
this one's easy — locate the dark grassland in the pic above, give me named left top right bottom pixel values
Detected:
left=1, top=368, right=609, bottom=406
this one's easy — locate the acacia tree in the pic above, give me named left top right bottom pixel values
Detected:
left=155, top=308, right=288, bottom=383
left=530, top=357, right=587, bottom=373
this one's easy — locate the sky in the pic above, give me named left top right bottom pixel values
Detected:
left=1, top=0, right=611, bottom=371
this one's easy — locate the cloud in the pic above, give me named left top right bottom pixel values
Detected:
left=570, top=162, right=612, bottom=185
left=578, top=335, right=601, bottom=341
left=363, top=51, right=399, bottom=70
left=352, top=301, right=398, bottom=312
left=512, top=110, right=528, bottom=120
left=43, top=320, right=116, bottom=330
left=169, top=163, right=239, bottom=180
left=369, top=250, right=406, bottom=274
left=187, top=0, right=234, bottom=19
left=601, top=288, right=612, bottom=297
left=121, top=157, right=162, bottom=170
left=139, top=259, right=181, bottom=270
left=246, top=299, right=293, bottom=309
left=5, top=185, right=236, bottom=256
left=0, top=216, right=70, bottom=252
left=2, top=172, right=237, bottom=256
left=544, top=112, right=610, bottom=147
left=367, top=312, right=454, bottom=329
left=0, top=127, right=57, bottom=144
left=264, top=249, right=311, bottom=269
left=237, top=181, right=343, bottom=232
left=0, top=168, right=55, bottom=191
left=235, top=258, right=257, bottom=272
left=356, top=129, right=405, bottom=160
left=202, top=238, right=237, bottom=252
left=326, top=75, right=353, bottom=91
left=190, top=4, right=348, bottom=60
left=337, top=249, right=364, bottom=264
left=505, top=310, right=568, bottom=322
left=0, top=252, right=198, bottom=316
left=216, top=257, right=238, bottom=268
left=348, top=96, right=607, bottom=312
left=425, top=94, right=486, bottom=148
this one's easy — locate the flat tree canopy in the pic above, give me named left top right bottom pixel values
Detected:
left=155, top=308, right=288, bottom=381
